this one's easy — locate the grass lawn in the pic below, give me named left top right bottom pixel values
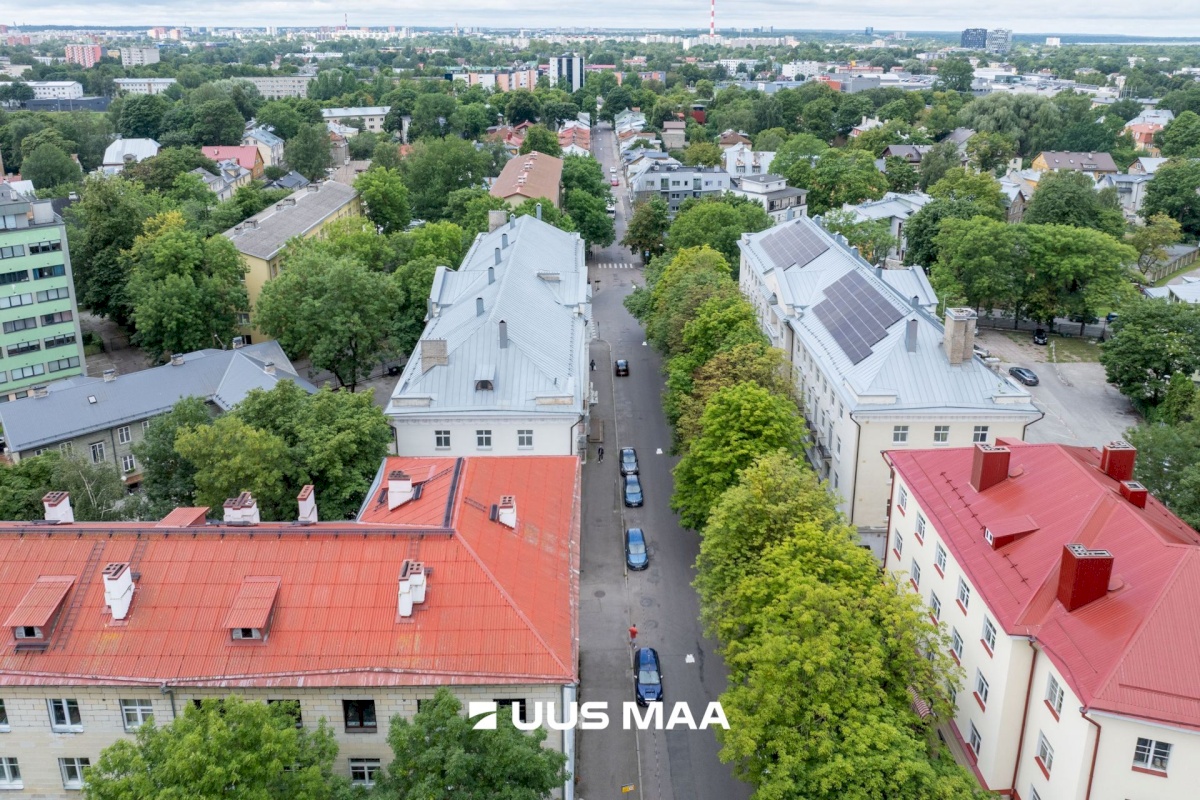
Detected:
left=997, top=330, right=1102, bottom=363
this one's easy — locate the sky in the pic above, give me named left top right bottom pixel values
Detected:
left=8, top=0, right=1200, bottom=38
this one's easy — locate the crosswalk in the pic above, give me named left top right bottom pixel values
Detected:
left=593, top=262, right=641, bottom=270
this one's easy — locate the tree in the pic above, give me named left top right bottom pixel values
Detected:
left=355, top=167, right=411, bottom=234
left=48, top=454, right=129, bottom=522
left=964, top=130, right=1016, bottom=174
left=916, top=138, right=961, bottom=191
left=681, top=141, right=722, bottom=167
left=1100, top=299, right=1200, bottom=408
left=564, top=189, right=615, bottom=249
left=85, top=695, right=349, bottom=800
left=504, top=90, right=542, bottom=125
left=190, top=98, right=247, bottom=146
left=133, top=397, right=212, bottom=516
left=404, top=220, right=468, bottom=266
left=379, top=687, right=567, bottom=800
left=821, top=210, right=898, bottom=264
left=1128, top=213, right=1182, bottom=276
left=0, top=455, right=59, bottom=521
left=934, top=58, right=975, bottom=92
left=175, top=416, right=293, bottom=519
left=398, top=136, right=492, bottom=221
left=903, top=198, right=1002, bottom=269
left=285, top=123, right=333, bottom=181
left=117, top=93, right=169, bottom=140
left=805, top=149, right=888, bottom=215
left=665, top=198, right=771, bottom=270
left=445, top=188, right=508, bottom=236
left=256, top=100, right=305, bottom=140
left=123, top=146, right=217, bottom=194
left=256, top=249, right=403, bottom=391
left=1157, top=110, right=1200, bottom=157
left=1143, top=158, right=1200, bottom=237
left=672, top=341, right=794, bottom=446
left=561, top=154, right=607, bottom=197
left=621, top=197, right=670, bottom=259
left=450, top=102, right=494, bottom=139
left=510, top=197, right=575, bottom=231
left=1126, top=420, right=1200, bottom=529
left=21, top=142, right=81, bottom=189
left=671, top=382, right=804, bottom=530
left=408, top=92, right=458, bottom=141
left=883, top=156, right=918, bottom=192
left=927, top=167, right=1007, bottom=214
left=519, top=124, right=562, bottom=157
left=1024, top=170, right=1125, bottom=237
left=771, top=132, right=828, bottom=188
left=640, top=246, right=737, bottom=355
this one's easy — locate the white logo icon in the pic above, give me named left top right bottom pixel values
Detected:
left=468, top=701, right=498, bottom=730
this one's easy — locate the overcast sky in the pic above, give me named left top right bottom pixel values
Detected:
left=9, top=0, right=1200, bottom=38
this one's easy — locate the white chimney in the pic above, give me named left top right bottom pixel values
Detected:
left=263, top=361, right=276, bottom=376
left=498, top=495, right=517, bottom=529
left=410, top=569, right=426, bottom=603
left=398, top=560, right=425, bottom=618
left=223, top=492, right=260, bottom=524
left=387, top=470, right=414, bottom=510
left=297, top=484, right=318, bottom=523
left=42, top=491, right=74, bottom=524
left=103, top=369, right=117, bottom=382
left=102, top=563, right=134, bottom=620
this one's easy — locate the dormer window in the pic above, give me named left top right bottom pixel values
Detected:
left=233, top=628, right=261, bottom=640
left=222, top=577, right=281, bottom=643
left=5, top=575, right=74, bottom=650
left=14, top=626, right=41, bottom=639
left=474, top=364, right=496, bottom=392
left=475, top=379, right=494, bottom=391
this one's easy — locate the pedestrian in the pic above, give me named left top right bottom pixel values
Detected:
left=590, top=358, right=596, bottom=371
left=598, top=446, right=604, bottom=462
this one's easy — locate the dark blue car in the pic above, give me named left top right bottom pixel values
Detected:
left=634, top=647, right=663, bottom=705
left=625, top=527, right=648, bottom=570
left=623, top=474, right=643, bottom=507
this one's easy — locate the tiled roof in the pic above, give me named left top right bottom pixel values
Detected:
left=1035, top=150, right=1119, bottom=173
left=888, top=440, right=1200, bottom=730
left=490, top=151, right=563, bottom=207
left=0, top=456, right=580, bottom=688
left=223, top=181, right=358, bottom=261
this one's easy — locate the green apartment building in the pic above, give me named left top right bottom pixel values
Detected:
left=0, top=184, right=85, bottom=401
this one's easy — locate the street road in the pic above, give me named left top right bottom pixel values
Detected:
left=576, top=124, right=751, bottom=800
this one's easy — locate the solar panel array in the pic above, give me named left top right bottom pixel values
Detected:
left=813, top=271, right=905, bottom=365
left=758, top=222, right=830, bottom=270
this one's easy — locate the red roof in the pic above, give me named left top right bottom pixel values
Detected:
left=3, top=576, right=74, bottom=628
left=888, top=440, right=1200, bottom=730
left=222, top=576, right=281, bottom=630
left=200, top=145, right=260, bottom=171
left=0, top=456, right=579, bottom=688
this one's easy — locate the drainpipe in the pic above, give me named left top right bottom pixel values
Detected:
left=160, top=682, right=177, bottom=720
left=1009, top=638, right=1039, bottom=792
left=562, top=683, right=576, bottom=800
left=1082, top=710, right=1102, bottom=800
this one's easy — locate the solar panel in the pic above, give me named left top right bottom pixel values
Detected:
left=759, top=221, right=830, bottom=270
left=813, top=271, right=905, bottom=365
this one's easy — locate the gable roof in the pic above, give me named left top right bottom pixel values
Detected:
left=0, top=342, right=313, bottom=454
left=101, top=138, right=159, bottom=166
left=843, top=191, right=932, bottom=223
left=0, top=456, right=579, bottom=688
left=1035, top=150, right=1119, bottom=173
left=489, top=151, right=564, bottom=207
left=223, top=181, right=358, bottom=261
left=200, top=146, right=260, bottom=172
left=887, top=440, right=1200, bottom=730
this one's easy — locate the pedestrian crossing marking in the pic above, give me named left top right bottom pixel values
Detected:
left=593, top=262, right=640, bottom=270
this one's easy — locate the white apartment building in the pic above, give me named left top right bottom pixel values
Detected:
left=118, top=46, right=160, bottom=67
left=781, top=60, right=825, bottom=79
left=722, top=142, right=775, bottom=175
left=629, top=162, right=731, bottom=215
left=738, top=217, right=1041, bottom=545
left=387, top=214, right=590, bottom=458
left=112, top=78, right=176, bottom=95
left=841, top=191, right=934, bottom=262
left=550, top=54, right=584, bottom=93
left=730, top=174, right=807, bottom=222
left=320, top=106, right=389, bottom=133
left=245, top=75, right=314, bottom=99
left=26, top=82, right=83, bottom=100
left=884, top=439, right=1200, bottom=800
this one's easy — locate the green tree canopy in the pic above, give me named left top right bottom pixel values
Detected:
left=770, top=132, right=828, bottom=188
left=1126, top=419, right=1200, bottom=528
left=564, top=188, right=615, bottom=249
left=1101, top=299, right=1200, bottom=408
left=1024, top=169, right=1126, bottom=237
left=902, top=197, right=1002, bottom=269
left=21, top=142, right=82, bottom=190
left=504, top=90, right=542, bottom=125
left=805, top=148, right=888, bottom=214
left=285, top=123, right=333, bottom=181
left=665, top=197, right=771, bottom=269
left=123, top=146, right=218, bottom=194
left=915, top=138, right=962, bottom=191
left=1143, top=158, right=1200, bottom=237
left=927, top=167, right=1007, bottom=215
left=356, top=167, right=412, bottom=234
left=621, top=197, right=670, bottom=259
left=398, top=136, right=493, bottom=221
left=518, top=124, right=562, bottom=157
left=190, top=98, right=247, bottom=146
left=117, top=93, right=169, bottom=140
left=132, top=397, right=212, bottom=517
left=821, top=209, right=898, bottom=264
left=681, top=140, right=722, bottom=167
left=934, top=58, right=974, bottom=92
left=1157, top=110, right=1200, bottom=157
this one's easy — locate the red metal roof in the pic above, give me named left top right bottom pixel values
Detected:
left=200, top=145, right=260, bottom=171
left=0, top=456, right=579, bottom=688
left=222, top=577, right=281, bottom=630
left=3, top=576, right=74, bottom=628
left=888, top=440, right=1200, bottom=730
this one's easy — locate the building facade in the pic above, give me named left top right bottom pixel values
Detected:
left=841, top=191, right=933, bottom=262
left=457, top=68, right=538, bottom=91
left=0, top=185, right=85, bottom=402
left=961, top=28, right=988, bottom=49
left=243, top=126, right=286, bottom=168
left=550, top=54, right=585, bottom=93
left=730, top=174, right=807, bottom=222
left=387, top=214, right=590, bottom=458
left=884, top=440, right=1200, bottom=800
left=319, top=107, right=389, bottom=133
left=26, top=82, right=83, bottom=100
left=722, top=142, right=775, bottom=176
left=986, top=29, right=1013, bottom=54
left=63, top=45, right=102, bottom=68
left=629, top=162, right=731, bottom=215
left=112, top=78, right=176, bottom=95
left=118, top=46, right=160, bottom=67
left=245, top=75, right=314, bottom=99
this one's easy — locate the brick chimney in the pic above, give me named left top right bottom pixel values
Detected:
left=970, top=443, right=1011, bottom=493
left=387, top=470, right=414, bottom=510
left=1119, top=480, right=1148, bottom=509
left=101, top=562, right=134, bottom=620
left=498, top=495, right=517, bottom=529
left=1100, top=441, right=1136, bottom=482
left=42, top=491, right=73, bottom=524
left=397, top=560, right=426, bottom=618
left=297, top=484, right=318, bottom=522
left=1057, top=544, right=1114, bottom=612
left=222, top=492, right=260, bottom=524
left=943, top=308, right=977, bottom=365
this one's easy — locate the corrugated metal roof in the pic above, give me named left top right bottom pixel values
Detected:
left=889, top=440, right=1200, bottom=730
left=844, top=191, right=932, bottom=223
left=222, top=576, right=281, bottom=629
left=0, top=456, right=579, bottom=688
left=222, top=181, right=358, bottom=261
left=3, top=575, right=74, bottom=628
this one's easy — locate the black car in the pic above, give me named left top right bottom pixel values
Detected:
left=634, top=647, right=663, bottom=705
left=1032, top=329, right=1048, bottom=345
left=1009, top=366, right=1039, bottom=386
left=615, top=359, right=629, bottom=376
left=623, top=474, right=644, bottom=507
left=625, top=527, right=649, bottom=570
left=620, top=447, right=639, bottom=476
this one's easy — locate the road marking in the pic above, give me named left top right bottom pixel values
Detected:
left=594, top=262, right=639, bottom=270
left=655, top=448, right=663, bottom=455
left=686, top=654, right=695, bottom=663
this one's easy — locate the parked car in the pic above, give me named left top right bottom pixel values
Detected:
left=1106, top=312, right=1119, bottom=323
left=1032, top=329, right=1048, bottom=345
left=625, top=527, right=649, bottom=570
left=609, top=166, right=617, bottom=174
left=606, top=201, right=616, bottom=215
left=623, top=474, right=644, bottom=507
left=972, top=344, right=990, bottom=359
left=1009, top=366, right=1040, bottom=386
left=620, top=447, right=639, bottom=476
left=615, top=359, right=629, bottom=376
left=634, top=647, right=663, bottom=705
left=610, top=177, right=620, bottom=186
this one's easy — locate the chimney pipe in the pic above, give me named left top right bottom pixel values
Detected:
left=488, top=265, right=495, bottom=284
left=103, top=369, right=117, bottom=382
left=487, top=208, right=507, bottom=233
left=502, top=232, right=509, bottom=249
left=905, top=318, right=918, bottom=353
left=536, top=202, right=543, bottom=220
left=1057, top=544, right=1114, bottom=612
left=494, top=247, right=501, bottom=266
left=970, top=443, right=1010, bottom=493
left=297, top=484, right=318, bottom=522
left=1119, top=480, right=1148, bottom=509
left=499, top=319, right=508, bottom=349
left=498, top=495, right=517, bottom=529
left=509, top=213, right=515, bottom=229
left=170, top=353, right=184, bottom=366
left=476, top=297, right=485, bottom=316
left=32, top=384, right=48, bottom=398
left=223, top=492, right=259, bottom=524
left=42, top=491, right=73, bottom=524
left=102, top=563, right=134, bottom=620
left=943, top=307, right=976, bottom=365
left=387, top=470, right=414, bottom=510
left=263, top=361, right=276, bottom=376
left=1100, top=441, right=1136, bottom=482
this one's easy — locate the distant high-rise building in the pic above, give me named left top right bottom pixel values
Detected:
left=119, top=46, right=160, bottom=67
left=986, top=29, right=1013, bottom=54
left=961, top=28, right=987, bottom=49
left=1045, top=36, right=1062, bottom=47
left=63, top=44, right=102, bottom=68
left=550, top=53, right=585, bottom=93
left=865, top=26, right=874, bottom=35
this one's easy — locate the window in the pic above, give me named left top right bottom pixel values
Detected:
left=0, top=699, right=7, bottom=730
left=893, top=425, right=909, bottom=444
left=232, top=627, right=260, bottom=640
left=42, top=310, right=73, bottom=326
left=968, top=722, right=982, bottom=755
left=236, top=312, right=251, bottom=325
left=34, top=264, right=66, bottom=280
left=496, top=698, right=528, bottom=723
left=0, top=292, right=32, bottom=309
left=974, top=670, right=990, bottom=707
left=910, top=559, right=922, bottom=588
left=951, top=628, right=964, bottom=660
left=973, top=425, right=989, bottom=444
left=48, top=356, right=80, bottom=373
left=49, top=699, right=83, bottom=732
left=1036, top=732, right=1054, bottom=774
left=267, top=699, right=303, bottom=727
left=142, top=420, right=152, bottom=433
left=982, top=617, right=997, bottom=652
left=893, top=529, right=903, bottom=557
left=930, top=592, right=942, bottom=621
left=59, top=758, right=89, bottom=790
left=916, top=514, right=926, bottom=541
left=6, top=340, right=39, bottom=356
left=36, top=286, right=70, bottom=303
left=956, top=578, right=971, bottom=611
left=120, top=699, right=154, bottom=731
left=1030, top=787, right=1042, bottom=800
left=934, top=425, right=950, bottom=443
left=121, top=454, right=136, bottom=473
left=28, top=240, right=62, bottom=254
left=934, top=544, right=947, bottom=574
left=0, top=244, right=25, bottom=259
left=1134, top=738, right=1172, bottom=772
left=45, top=333, right=76, bottom=349
left=60, top=442, right=74, bottom=455
left=1045, top=675, right=1064, bottom=716
left=90, top=441, right=105, bottom=464
left=11, top=364, right=43, bottom=381
left=0, top=757, right=18, bottom=789
left=349, top=759, right=381, bottom=786
left=343, top=699, right=377, bottom=732
left=835, top=436, right=841, bottom=457
left=475, top=429, right=492, bottom=449
left=517, top=429, right=533, bottom=449
left=118, top=426, right=131, bottom=444
left=897, top=486, right=908, bottom=512
left=0, top=269, right=28, bottom=286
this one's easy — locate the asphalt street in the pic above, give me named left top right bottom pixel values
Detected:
left=576, top=124, right=751, bottom=800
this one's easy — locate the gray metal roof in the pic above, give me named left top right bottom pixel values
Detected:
left=245, top=126, right=284, bottom=147
left=844, top=191, right=932, bottom=223
left=387, top=215, right=589, bottom=420
left=320, top=106, right=389, bottom=118
left=0, top=342, right=315, bottom=453
left=740, top=216, right=1039, bottom=417
left=222, top=181, right=357, bottom=261
left=101, top=138, right=159, bottom=165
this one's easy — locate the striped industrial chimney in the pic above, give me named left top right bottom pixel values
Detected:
left=710, top=0, right=716, bottom=38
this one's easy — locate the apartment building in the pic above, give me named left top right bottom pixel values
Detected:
left=841, top=191, right=933, bottom=262
left=738, top=217, right=1041, bottom=543
left=884, top=439, right=1200, bottom=800
left=63, top=45, right=101, bottom=68
left=629, top=162, right=731, bottom=215
left=25, top=82, right=83, bottom=100
left=112, top=77, right=176, bottom=95
left=722, top=141, right=775, bottom=176
left=0, top=184, right=86, bottom=402
left=243, top=126, right=286, bottom=167
left=550, top=54, right=585, bottom=93
left=0, top=453, right=580, bottom=797
left=730, top=174, right=806, bottom=222
left=319, top=107, right=389, bottom=133
left=455, top=67, right=538, bottom=91
left=387, top=213, right=590, bottom=457
left=118, top=46, right=159, bottom=67
left=245, top=75, right=314, bottom=99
